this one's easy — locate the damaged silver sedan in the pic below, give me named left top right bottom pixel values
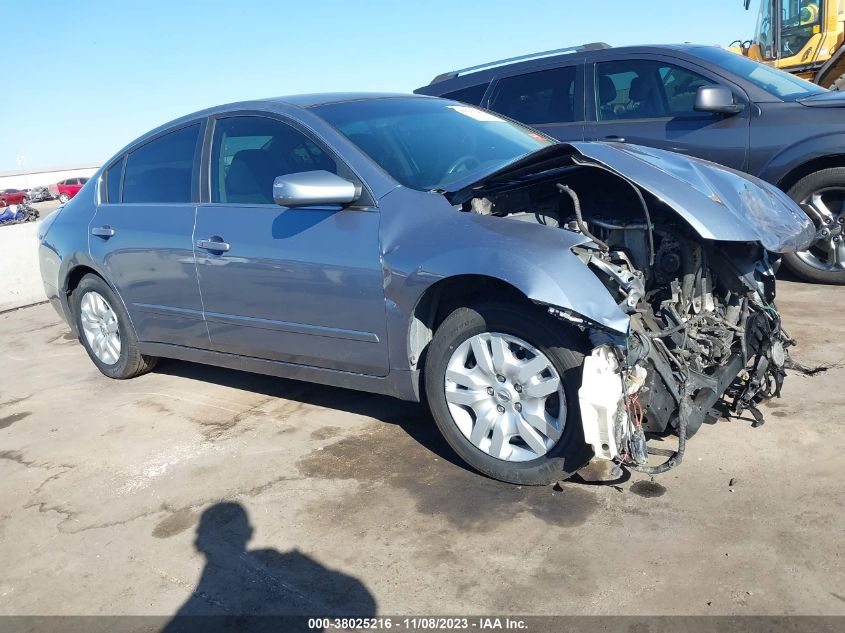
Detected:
left=39, top=94, right=813, bottom=485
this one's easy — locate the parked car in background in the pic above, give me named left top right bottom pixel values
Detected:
left=0, top=188, right=30, bottom=205
left=417, top=43, right=845, bottom=284
left=26, top=186, right=53, bottom=202
left=50, top=177, right=89, bottom=203
left=38, top=94, right=810, bottom=485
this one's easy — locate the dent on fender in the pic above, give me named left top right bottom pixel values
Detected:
left=378, top=186, right=632, bottom=337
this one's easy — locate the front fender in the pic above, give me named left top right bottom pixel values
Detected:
left=379, top=187, right=630, bottom=372
left=410, top=236, right=629, bottom=334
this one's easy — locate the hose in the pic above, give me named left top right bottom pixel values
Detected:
left=625, top=392, right=688, bottom=475
left=626, top=404, right=687, bottom=474
left=569, top=159, right=655, bottom=265
left=556, top=184, right=609, bottom=251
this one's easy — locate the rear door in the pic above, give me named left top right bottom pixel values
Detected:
left=485, top=61, right=585, bottom=141
left=584, top=55, right=750, bottom=170
left=89, top=122, right=209, bottom=346
left=194, top=113, right=389, bottom=376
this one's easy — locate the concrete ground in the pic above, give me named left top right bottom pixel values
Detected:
left=0, top=280, right=843, bottom=618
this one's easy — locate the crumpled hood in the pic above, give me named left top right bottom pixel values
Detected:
left=449, top=142, right=814, bottom=253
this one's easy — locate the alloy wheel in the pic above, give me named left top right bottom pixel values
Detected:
left=443, top=332, right=566, bottom=462
left=79, top=291, right=121, bottom=365
left=797, top=187, right=845, bottom=272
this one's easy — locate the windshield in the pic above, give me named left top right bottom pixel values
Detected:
left=754, top=0, right=776, bottom=58
left=311, top=98, right=554, bottom=191
left=694, top=45, right=826, bottom=100
left=781, top=0, right=823, bottom=57
left=753, top=1, right=823, bottom=59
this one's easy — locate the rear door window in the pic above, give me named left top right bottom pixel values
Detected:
left=488, top=66, right=579, bottom=125
left=123, top=124, right=200, bottom=203
left=441, top=82, right=490, bottom=106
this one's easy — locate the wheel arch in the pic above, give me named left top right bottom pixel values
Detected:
left=775, top=153, right=845, bottom=193
left=61, top=261, right=137, bottom=338
left=757, top=133, right=845, bottom=193
left=408, top=274, right=542, bottom=375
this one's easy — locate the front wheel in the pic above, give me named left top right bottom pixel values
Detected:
left=72, top=274, right=158, bottom=379
left=782, top=168, right=845, bottom=284
left=58, top=193, right=69, bottom=203
left=424, top=302, right=592, bottom=485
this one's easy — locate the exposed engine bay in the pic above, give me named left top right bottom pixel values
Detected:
left=458, top=158, right=793, bottom=474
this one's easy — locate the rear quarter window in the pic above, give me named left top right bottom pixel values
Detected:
left=105, top=158, right=124, bottom=204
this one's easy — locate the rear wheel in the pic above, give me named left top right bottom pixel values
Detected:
left=782, top=168, right=845, bottom=284
left=58, top=193, right=69, bottom=203
left=424, top=302, right=592, bottom=485
left=72, top=274, right=158, bottom=379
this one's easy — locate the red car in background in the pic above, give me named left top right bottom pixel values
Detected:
left=50, top=177, right=89, bottom=203
left=0, top=189, right=30, bottom=205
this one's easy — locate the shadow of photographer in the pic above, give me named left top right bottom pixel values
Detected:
left=161, top=502, right=376, bottom=632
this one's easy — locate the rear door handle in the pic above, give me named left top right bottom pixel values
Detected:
left=197, top=237, right=230, bottom=253
left=604, top=135, right=626, bottom=143
left=91, top=225, right=115, bottom=238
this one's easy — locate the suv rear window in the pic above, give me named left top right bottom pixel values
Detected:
left=441, top=83, right=490, bottom=106
left=488, top=66, right=578, bottom=125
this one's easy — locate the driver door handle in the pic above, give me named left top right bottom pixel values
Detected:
left=604, top=135, right=626, bottom=143
left=91, top=225, right=116, bottom=238
left=197, top=237, right=230, bottom=252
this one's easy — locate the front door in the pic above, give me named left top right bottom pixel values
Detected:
left=194, top=114, right=389, bottom=376
left=585, top=57, right=750, bottom=170
left=89, top=123, right=208, bottom=346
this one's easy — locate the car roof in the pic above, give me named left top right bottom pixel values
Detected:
left=274, top=92, right=428, bottom=108
left=418, top=43, right=715, bottom=91
left=101, top=92, right=435, bottom=168
left=186, top=92, right=431, bottom=117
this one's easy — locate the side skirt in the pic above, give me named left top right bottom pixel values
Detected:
left=138, top=342, right=421, bottom=402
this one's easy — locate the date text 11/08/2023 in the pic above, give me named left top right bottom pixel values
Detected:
left=307, top=617, right=529, bottom=630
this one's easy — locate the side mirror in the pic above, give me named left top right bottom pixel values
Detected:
left=694, top=85, right=744, bottom=115
left=273, top=170, right=360, bottom=208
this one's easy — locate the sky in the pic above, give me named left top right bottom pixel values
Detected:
left=0, top=0, right=757, bottom=172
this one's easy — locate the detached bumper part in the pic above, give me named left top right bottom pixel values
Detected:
left=578, top=345, right=646, bottom=462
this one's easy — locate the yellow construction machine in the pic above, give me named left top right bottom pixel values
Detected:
left=731, top=0, right=845, bottom=88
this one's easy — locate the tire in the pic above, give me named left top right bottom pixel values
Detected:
left=72, top=274, right=158, bottom=379
left=58, top=193, right=69, bottom=203
left=424, top=301, right=592, bottom=485
left=781, top=167, right=845, bottom=285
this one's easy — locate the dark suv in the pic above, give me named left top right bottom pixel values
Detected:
left=417, top=43, right=845, bottom=284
